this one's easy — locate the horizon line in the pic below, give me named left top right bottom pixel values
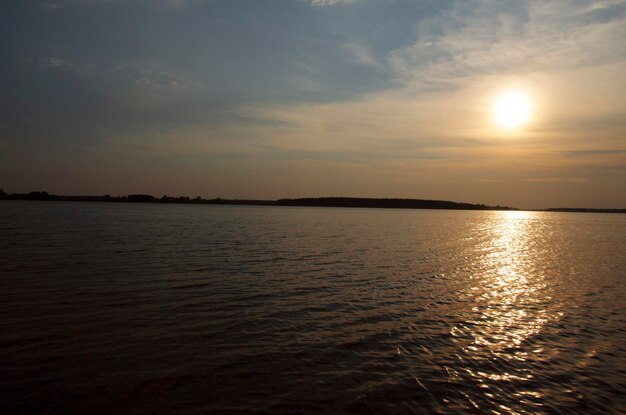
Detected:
left=2, top=190, right=625, bottom=214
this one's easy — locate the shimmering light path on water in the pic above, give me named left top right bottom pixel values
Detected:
left=1, top=202, right=625, bottom=414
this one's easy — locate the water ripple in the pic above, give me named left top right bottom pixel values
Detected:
left=1, top=202, right=625, bottom=414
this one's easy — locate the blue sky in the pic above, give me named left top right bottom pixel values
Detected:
left=1, top=0, right=625, bottom=208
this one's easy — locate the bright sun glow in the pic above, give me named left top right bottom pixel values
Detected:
left=493, top=90, right=532, bottom=129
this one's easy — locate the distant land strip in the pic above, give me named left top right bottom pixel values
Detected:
left=1, top=190, right=625, bottom=213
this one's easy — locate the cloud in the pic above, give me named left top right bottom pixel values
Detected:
left=522, top=177, right=591, bottom=183
left=117, top=66, right=205, bottom=110
left=41, top=2, right=63, bottom=10
left=309, top=0, right=355, bottom=6
left=343, top=42, right=381, bottom=67
left=40, top=57, right=73, bottom=68
left=562, top=149, right=626, bottom=157
left=387, top=0, right=626, bottom=90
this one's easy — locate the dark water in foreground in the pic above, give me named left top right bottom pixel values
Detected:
left=1, top=201, right=625, bottom=414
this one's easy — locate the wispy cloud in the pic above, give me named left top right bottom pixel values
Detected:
left=388, top=1, right=626, bottom=89
left=343, top=42, right=380, bottom=67
left=522, top=177, right=591, bottom=183
left=562, top=149, right=626, bottom=157
left=309, top=0, right=355, bottom=6
left=39, top=57, right=74, bottom=68
left=41, top=2, right=63, bottom=10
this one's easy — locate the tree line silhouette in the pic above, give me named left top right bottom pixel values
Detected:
left=1, top=189, right=624, bottom=213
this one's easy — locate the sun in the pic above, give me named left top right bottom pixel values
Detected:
left=493, top=90, right=532, bottom=129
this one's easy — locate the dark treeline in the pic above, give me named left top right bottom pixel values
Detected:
left=2, top=189, right=624, bottom=213
left=0, top=190, right=271, bottom=206
left=275, top=197, right=513, bottom=210
left=0, top=190, right=513, bottom=211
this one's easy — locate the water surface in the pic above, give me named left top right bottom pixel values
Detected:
left=1, top=201, right=625, bottom=414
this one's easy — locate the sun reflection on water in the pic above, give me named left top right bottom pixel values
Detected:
left=449, top=210, right=564, bottom=402
left=469, top=211, right=553, bottom=352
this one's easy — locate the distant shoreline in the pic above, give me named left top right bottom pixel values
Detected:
left=1, top=191, right=625, bottom=214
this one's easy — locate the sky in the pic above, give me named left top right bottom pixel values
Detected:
left=1, top=0, right=625, bottom=209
